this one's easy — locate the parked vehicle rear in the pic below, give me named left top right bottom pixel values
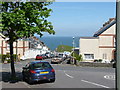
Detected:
left=22, top=61, right=55, bottom=84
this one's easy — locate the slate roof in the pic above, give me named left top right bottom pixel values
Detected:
left=93, top=19, right=116, bottom=37
left=80, top=37, right=99, bottom=39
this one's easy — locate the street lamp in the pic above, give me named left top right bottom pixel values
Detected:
left=72, top=37, right=75, bottom=64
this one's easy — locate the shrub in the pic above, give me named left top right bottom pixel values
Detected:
left=1, top=54, right=18, bottom=63
left=98, top=59, right=102, bottom=62
left=71, top=52, right=83, bottom=62
left=94, top=59, right=102, bottom=63
left=94, top=59, right=99, bottom=62
left=0, top=54, right=2, bottom=63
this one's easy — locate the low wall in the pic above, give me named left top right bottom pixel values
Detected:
left=66, top=59, right=113, bottom=67
left=76, top=61, right=113, bottom=67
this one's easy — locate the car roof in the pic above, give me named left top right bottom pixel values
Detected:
left=30, top=61, right=49, bottom=64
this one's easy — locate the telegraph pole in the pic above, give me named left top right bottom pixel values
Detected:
left=116, top=0, right=120, bottom=90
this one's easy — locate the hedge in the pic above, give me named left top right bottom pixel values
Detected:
left=0, top=54, right=18, bottom=63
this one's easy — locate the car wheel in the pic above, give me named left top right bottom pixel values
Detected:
left=49, top=78, right=55, bottom=83
left=28, top=77, right=34, bottom=84
left=22, top=73, right=26, bottom=81
left=23, top=75, right=26, bottom=81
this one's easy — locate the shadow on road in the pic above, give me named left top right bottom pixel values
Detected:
left=1, top=71, right=53, bottom=85
left=1, top=71, right=23, bottom=83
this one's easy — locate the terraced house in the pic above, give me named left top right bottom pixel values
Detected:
left=0, top=33, right=29, bottom=58
left=79, top=18, right=116, bottom=62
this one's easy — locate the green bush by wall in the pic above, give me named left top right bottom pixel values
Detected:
left=0, top=54, right=18, bottom=63
left=71, top=52, right=83, bottom=62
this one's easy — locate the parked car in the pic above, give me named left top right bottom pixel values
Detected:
left=45, top=52, right=51, bottom=58
left=51, top=55, right=63, bottom=64
left=36, top=55, right=43, bottom=60
left=41, top=54, right=47, bottom=59
left=22, top=61, right=55, bottom=84
left=50, top=54, right=55, bottom=58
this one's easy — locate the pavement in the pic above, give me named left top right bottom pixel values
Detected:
left=0, top=58, right=116, bottom=89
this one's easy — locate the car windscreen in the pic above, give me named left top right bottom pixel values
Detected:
left=30, top=62, right=52, bottom=69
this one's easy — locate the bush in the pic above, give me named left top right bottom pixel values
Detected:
left=94, top=59, right=103, bottom=63
left=0, top=54, right=2, bottom=63
left=71, top=52, right=83, bottom=62
left=98, top=59, right=102, bottom=62
left=1, top=54, right=18, bottom=63
left=94, top=59, right=99, bottom=62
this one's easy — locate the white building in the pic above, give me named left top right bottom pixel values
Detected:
left=0, top=34, right=50, bottom=60
left=79, top=18, right=116, bottom=62
left=21, top=37, right=50, bottom=59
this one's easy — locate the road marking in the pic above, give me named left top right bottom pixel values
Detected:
left=81, top=80, right=110, bottom=88
left=104, top=75, right=115, bottom=80
left=64, top=71, right=74, bottom=78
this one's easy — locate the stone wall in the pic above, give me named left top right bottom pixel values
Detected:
left=76, top=61, right=113, bottom=67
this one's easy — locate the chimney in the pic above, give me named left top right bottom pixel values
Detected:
left=109, top=18, right=115, bottom=22
left=103, top=22, right=109, bottom=27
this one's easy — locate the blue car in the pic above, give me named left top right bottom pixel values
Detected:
left=22, top=61, right=55, bottom=84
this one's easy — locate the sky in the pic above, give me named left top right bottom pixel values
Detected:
left=38, top=2, right=116, bottom=37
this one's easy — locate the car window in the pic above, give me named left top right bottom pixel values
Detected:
left=42, top=54, right=45, bottom=56
left=31, top=62, right=52, bottom=69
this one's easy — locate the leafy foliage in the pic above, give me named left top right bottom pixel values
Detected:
left=71, top=52, right=83, bottom=62
left=1, top=1, right=55, bottom=78
left=1, top=54, right=17, bottom=63
left=1, top=2, right=55, bottom=41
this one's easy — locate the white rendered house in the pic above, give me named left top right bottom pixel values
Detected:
left=79, top=18, right=116, bottom=62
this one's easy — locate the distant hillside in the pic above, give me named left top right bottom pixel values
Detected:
left=56, top=45, right=73, bottom=52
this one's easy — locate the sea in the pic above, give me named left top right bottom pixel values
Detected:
left=37, top=36, right=80, bottom=51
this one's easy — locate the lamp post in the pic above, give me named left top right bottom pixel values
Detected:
left=72, top=37, right=75, bottom=64
left=116, top=0, right=120, bottom=90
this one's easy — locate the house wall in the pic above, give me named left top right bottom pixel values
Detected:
left=80, top=38, right=99, bottom=61
left=0, top=37, right=29, bottom=57
left=101, top=24, right=116, bottom=35
left=98, top=24, right=116, bottom=60
left=99, top=48, right=115, bottom=61
left=79, top=23, right=116, bottom=61
left=99, top=36, right=114, bottom=46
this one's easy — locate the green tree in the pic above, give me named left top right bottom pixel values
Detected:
left=1, top=1, right=55, bottom=79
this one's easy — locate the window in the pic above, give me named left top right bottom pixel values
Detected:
left=84, top=54, right=94, bottom=59
left=114, top=37, right=116, bottom=47
left=31, top=62, right=52, bottom=69
left=6, top=43, right=10, bottom=51
left=103, top=53, right=107, bottom=59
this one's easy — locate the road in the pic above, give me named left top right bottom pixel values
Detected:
left=1, top=58, right=115, bottom=89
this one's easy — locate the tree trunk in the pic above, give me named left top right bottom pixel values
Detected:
left=9, top=40, right=16, bottom=78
